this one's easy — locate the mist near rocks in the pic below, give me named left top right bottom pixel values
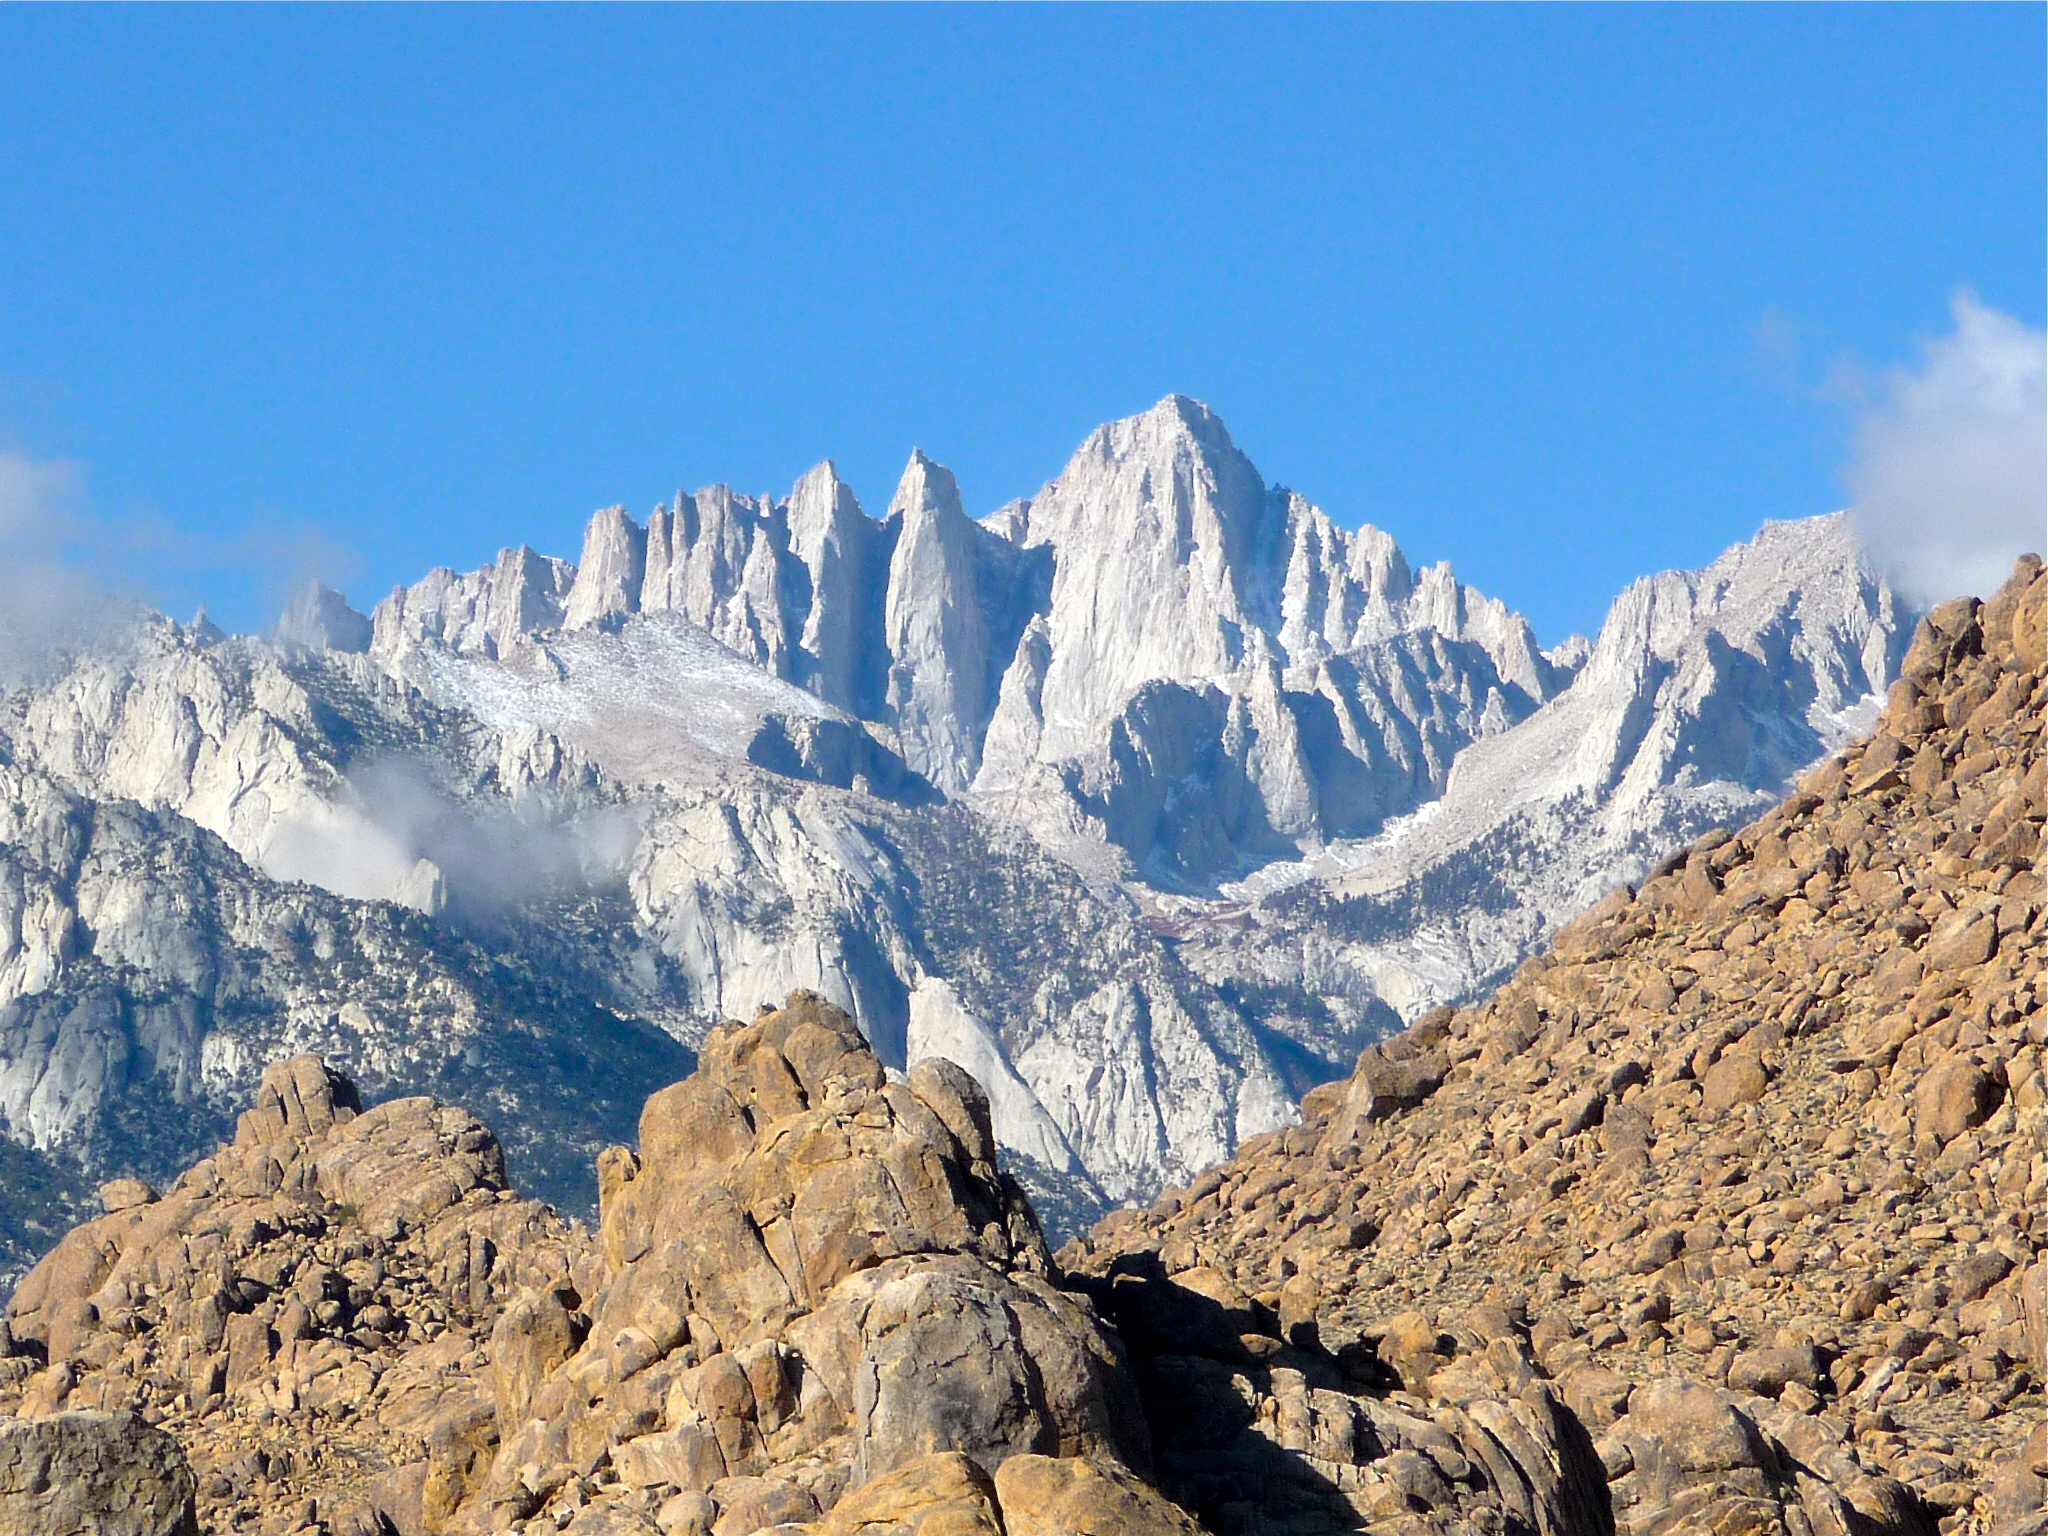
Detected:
left=263, top=755, right=642, bottom=930
left=1846, top=292, right=2047, bottom=608
left=0, top=452, right=145, bottom=685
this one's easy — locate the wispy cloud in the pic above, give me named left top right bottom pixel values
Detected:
left=0, top=451, right=142, bottom=683
left=1843, top=293, right=2046, bottom=608
left=263, top=754, right=641, bottom=929
left=0, top=445, right=373, bottom=680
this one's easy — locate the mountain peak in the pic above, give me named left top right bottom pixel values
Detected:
left=1084, top=393, right=1239, bottom=470
left=275, top=581, right=370, bottom=653
left=890, top=447, right=967, bottom=524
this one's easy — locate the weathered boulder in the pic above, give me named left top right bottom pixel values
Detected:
left=1726, top=1344, right=1822, bottom=1400
left=992, top=1454, right=1204, bottom=1536
left=1617, top=1379, right=1769, bottom=1473
left=1914, top=1055, right=2003, bottom=1144
left=1923, top=909, right=1998, bottom=972
left=491, top=1285, right=586, bottom=1438
left=96, top=1178, right=157, bottom=1215
left=805, top=1451, right=1001, bottom=1535
left=1339, top=1025, right=1450, bottom=1131
left=1699, top=1051, right=1768, bottom=1115
left=0, top=1411, right=197, bottom=1536
left=234, top=1052, right=362, bottom=1147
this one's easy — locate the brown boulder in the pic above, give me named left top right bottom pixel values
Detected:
left=491, top=1286, right=585, bottom=1437
left=1700, top=1053, right=1768, bottom=1115
left=1914, top=1056, right=2003, bottom=1144
left=1726, top=1344, right=1823, bottom=1400
left=991, top=1454, right=1203, bottom=1536
left=97, top=1178, right=157, bottom=1214
left=849, top=1266, right=1052, bottom=1483
left=1345, top=1037, right=1448, bottom=1126
left=1621, top=1379, right=1769, bottom=1471
left=807, top=1452, right=1002, bottom=1535
left=905, top=1059, right=999, bottom=1170
left=564, top=1508, right=662, bottom=1535
left=707, top=1475, right=818, bottom=1534
left=1375, top=1310, right=1449, bottom=1395
left=233, top=1053, right=362, bottom=1147
left=2011, top=562, right=2047, bottom=670
left=1559, top=1365, right=1633, bottom=1429
left=1952, top=1250, right=2014, bottom=1305
left=1633, top=1227, right=1685, bottom=1274
left=1924, top=910, right=1998, bottom=973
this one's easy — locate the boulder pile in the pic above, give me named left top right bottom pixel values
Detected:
left=0, top=1050, right=583, bottom=1534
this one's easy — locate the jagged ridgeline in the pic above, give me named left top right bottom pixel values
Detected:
left=0, top=544, right=2037, bottom=1536
left=0, top=399, right=1904, bottom=1266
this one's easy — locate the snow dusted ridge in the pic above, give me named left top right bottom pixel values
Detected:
left=1169, top=511, right=1905, bottom=1030
left=0, top=397, right=1907, bottom=1239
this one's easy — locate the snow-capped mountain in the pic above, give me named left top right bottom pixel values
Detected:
left=1166, top=511, right=1905, bottom=1036
left=0, top=397, right=1907, bottom=1255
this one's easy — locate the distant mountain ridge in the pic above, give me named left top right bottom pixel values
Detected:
left=0, top=397, right=1907, bottom=1256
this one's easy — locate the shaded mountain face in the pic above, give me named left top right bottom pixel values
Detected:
left=0, top=709, right=691, bottom=1286
left=0, top=397, right=1907, bottom=1249
left=1172, top=512, right=1908, bottom=1038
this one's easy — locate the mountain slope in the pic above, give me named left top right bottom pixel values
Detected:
left=0, top=737, right=690, bottom=1286
left=0, top=400, right=1907, bottom=1237
left=1167, top=513, right=1904, bottom=1039
left=1064, top=554, right=2046, bottom=1534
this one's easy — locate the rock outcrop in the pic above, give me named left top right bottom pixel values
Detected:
left=0, top=1002, right=1162, bottom=1535
left=0, top=990, right=1727, bottom=1536
left=1063, top=555, right=2047, bottom=1536
left=0, top=1050, right=584, bottom=1534
left=449, top=993, right=1149, bottom=1533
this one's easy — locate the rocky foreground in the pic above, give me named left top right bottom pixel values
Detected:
left=0, top=558, right=2039, bottom=1536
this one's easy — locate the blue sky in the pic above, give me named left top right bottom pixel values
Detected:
left=1, top=6, right=2041, bottom=643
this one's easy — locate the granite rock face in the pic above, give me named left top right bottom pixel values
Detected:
left=1169, top=510, right=1907, bottom=1040
left=0, top=398, right=1909, bottom=1241
left=1062, top=556, right=2047, bottom=1536
left=0, top=693, right=689, bottom=1280
left=0, top=1410, right=197, bottom=1536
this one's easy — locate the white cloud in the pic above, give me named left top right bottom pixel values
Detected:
left=0, top=451, right=138, bottom=683
left=0, top=451, right=80, bottom=540
left=262, top=754, right=639, bottom=928
left=1845, top=293, right=2046, bottom=608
